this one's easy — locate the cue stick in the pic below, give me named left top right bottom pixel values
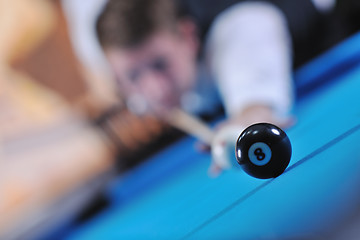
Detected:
left=165, top=108, right=215, bottom=145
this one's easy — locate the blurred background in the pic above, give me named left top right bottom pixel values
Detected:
left=1, top=0, right=360, bottom=239
left=0, top=0, right=187, bottom=239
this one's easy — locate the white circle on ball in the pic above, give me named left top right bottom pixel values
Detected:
left=248, top=142, right=272, bottom=166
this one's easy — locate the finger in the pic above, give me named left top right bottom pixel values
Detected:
left=211, top=125, right=245, bottom=169
left=194, top=141, right=211, bottom=153
left=208, top=161, right=223, bottom=178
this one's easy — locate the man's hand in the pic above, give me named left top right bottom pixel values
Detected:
left=218, top=104, right=295, bottom=131
left=208, top=104, right=295, bottom=176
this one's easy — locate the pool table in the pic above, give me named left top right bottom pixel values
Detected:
left=64, top=31, right=360, bottom=240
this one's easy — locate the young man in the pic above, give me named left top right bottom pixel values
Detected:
left=95, top=0, right=353, bottom=170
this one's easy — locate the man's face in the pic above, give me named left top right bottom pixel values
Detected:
left=105, top=25, right=198, bottom=117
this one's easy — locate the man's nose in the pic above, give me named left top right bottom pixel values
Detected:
left=140, top=70, right=172, bottom=101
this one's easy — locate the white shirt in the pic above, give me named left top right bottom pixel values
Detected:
left=203, top=0, right=336, bottom=118
left=205, top=1, right=294, bottom=118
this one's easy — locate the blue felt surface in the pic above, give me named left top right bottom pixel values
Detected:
left=65, top=33, right=360, bottom=240
left=294, top=31, right=360, bottom=98
left=188, top=128, right=360, bottom=239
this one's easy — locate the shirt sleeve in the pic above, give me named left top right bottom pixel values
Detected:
left=205, top=1, right=294, bottom=118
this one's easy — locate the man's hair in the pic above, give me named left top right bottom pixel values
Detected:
left=96, top=0, right=182, bottom=48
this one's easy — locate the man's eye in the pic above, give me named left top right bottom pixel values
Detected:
left=151, top=57, right=168, bottom=72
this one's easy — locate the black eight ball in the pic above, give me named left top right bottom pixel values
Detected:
left=235, top=123, right=292, bottom=179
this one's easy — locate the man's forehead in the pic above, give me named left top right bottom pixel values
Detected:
left=105, top=45, right=148, bottom=64
left=107, top=32, right=180, bottom=59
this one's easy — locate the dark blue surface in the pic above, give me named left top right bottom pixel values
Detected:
left=294, top=31, right=360, bottom=98
left=65, top=32, right=360, bottom=239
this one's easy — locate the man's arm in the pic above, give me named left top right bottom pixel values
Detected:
left=205, top=1, right=294, bottom=127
